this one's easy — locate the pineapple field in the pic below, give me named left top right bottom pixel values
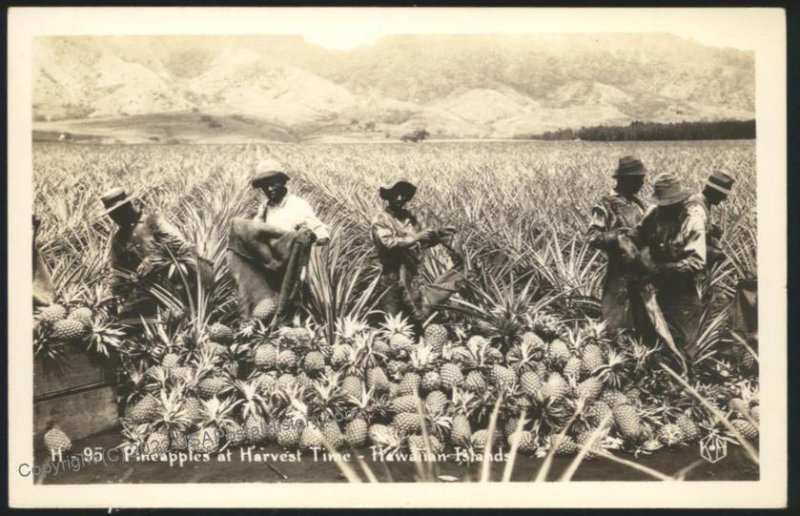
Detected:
left=32, top=139, right=759, bottom=483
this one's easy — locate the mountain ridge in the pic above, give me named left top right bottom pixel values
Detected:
left=33, top=34, right=754, bottom=140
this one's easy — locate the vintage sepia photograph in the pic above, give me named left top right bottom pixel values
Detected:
left=8, top=6, right=787, bottom=509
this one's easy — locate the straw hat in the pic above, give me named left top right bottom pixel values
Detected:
left=251, top=159, right=290, bottom=188
left=652, top=172, right=691, bottom=206
left=100, top=186, right=138, bottom=216
left=613, top=155, right=646, bottom=178
left=379, top=180, right=417, bottom=201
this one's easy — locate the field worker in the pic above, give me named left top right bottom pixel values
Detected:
left=101, top=187, right=213, bottom=325
left=635, top=172, right=707, bottom=367
left=587, top=155, right=651, bottom=332
left=371, top=180, right=457, bottom=323
left=33, top=214, right=56, bottom=307
left=251, top=159, right=330, bottom=246
left=226, top=159, right=330, bottom=320
left=689, top=170, right=735, bottom=268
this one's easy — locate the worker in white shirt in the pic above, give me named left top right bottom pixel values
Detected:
left=250, top=159, right=331, bottom=246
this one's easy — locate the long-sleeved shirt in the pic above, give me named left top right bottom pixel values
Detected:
left=371, top=208, right=426, bottom=275
left=253, top=194, right=330, bottom=242
left=636, top=199, right=707, bottom=275
left=587, top=190, right=647, bottom=276
left=110, top=213, right=187, bottom=272
left=689, top=192, right=724, bottom=264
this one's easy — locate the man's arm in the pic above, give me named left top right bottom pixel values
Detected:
left=587, top=202, right=618, bottom=251
left=372, top=216, right=421, bottom=249
left=150, top=214, right=191, bottom=250
left=662, top=204, right=707, bottom=274
left=293, top=198, right=330, bottom=243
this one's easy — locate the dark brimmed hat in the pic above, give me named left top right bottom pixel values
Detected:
left=251, top=159, right=290, bottom=188
left=100, top=186, right=137, bottom=216
left=613, top=155, right=646, bottom=177
left=705, top=170, right=735, bottom=196
left=652, top=172, right=691, bottom=206
left=379, top=180, right=417, bottom=201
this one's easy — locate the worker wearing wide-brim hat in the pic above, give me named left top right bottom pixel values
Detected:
left=100, top=186, right=213, bottom=326
left=371, top=179, right=457, bottom=323
left=587, top=155, right=650, bottom=333
left=635, top=171, right=707, bottom=366
left=250, top=159, right=330, bottom=246
left=688, top=170, right=736, bottom=267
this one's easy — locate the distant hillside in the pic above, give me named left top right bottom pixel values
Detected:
left=33, top=34, right=754, bottom=141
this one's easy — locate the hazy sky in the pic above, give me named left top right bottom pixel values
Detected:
left=294, top=9, right=763, bottom=51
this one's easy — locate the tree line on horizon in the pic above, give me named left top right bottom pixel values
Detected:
left=532, top=119, right=755, bottom=141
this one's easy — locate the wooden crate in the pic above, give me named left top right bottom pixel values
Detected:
left=34, top=342, right=118, bottom=445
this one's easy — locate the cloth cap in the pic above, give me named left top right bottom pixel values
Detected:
left=613, top=155, right=646, bottom=177
left=251, top=159, right=290, bottom=188
left=379, top=180, right=417, bottom=201
left=100, top=186, right=137, bottom=215
left=652, top=172, right=691, bottom=206
left=705, top=170, right=735, bottom=196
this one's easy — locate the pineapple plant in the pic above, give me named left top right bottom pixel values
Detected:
left=540, top=372, right=570, bottom=400
left=408, top=434, right=444, bottom=454
left=421, top=370, right=442, bottom=392
left=676, top=413, right=701, bottom=443
left=425, top=390, right=449, bottom=415
left=368, top=424, right=403, bottom=456
left=612, top=404, right=643, bottom=441
left=464, top=370, right=488, bottom=394
left=519, top=370, right=543, bottom=398
left=67, top=306, right=94, bottom=327
left=657, top=423, right=684, bottom=447
left=551, top=434, right=579, bottom=456
left=398, top=372, right=422, bottom=396
left=302, top=350, right=326, bottom=375
left=580, top=343, right=605, bottom=377
left=532, top=311, right=563, bottom=341
left=344, top=417, right=369, bottom=448
left=390, top=394, right=422, bottom=414
left=380, top=313, right=416, bottom=356
left=43, top=426, right=72, bottom=460
left=449, top=391, right=474, bottom=448
left=276, top=419, right=302, bottom=449
left=366, top=366, right=391, bottom=393
left=276, top=349, right=298, bottom=370
left=547, top=338, right=571, bottom=367
left=470, top=429, right=501, bottom=451
left=197, top=375, right=229, bottom=399
left=488, top=364, right=516, bottom=391
left=37, top=304, right=67, bottom=325
left=392, top=412, right=424, bottom=436
left=322, top=420, right=346, bottom=450
left=147, top=388, right=191, bottom=453
left=126, top=393, right=160, bottom=424
left=299, top=424, right=325, bottom=450
left=252, top=296, right=278, bottom=322
left=341, top=375, right=364, bottom=400
left=563, top=356, right=582, bottom=379
left=208, top=323, right=235, bottom=345
left=50, top=319, right=88, bottom=342
left=576, top=376, right=604, bottom=402
left=330, top=344, right=354, bottom=369
left=422, top=322, right=448, bottom=354
left=508, top=430, right=537, bottom=454
left=731, top=419, right=758, bottom=440
left=235, top=378, right=271, bottom=444
left=281, top=325, right=314, bottom=349
left=253, top=343, right=279, bottom=370
left=439, top=362, right=464, bottom=390
left=505, top=338, right=543, bottom=375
